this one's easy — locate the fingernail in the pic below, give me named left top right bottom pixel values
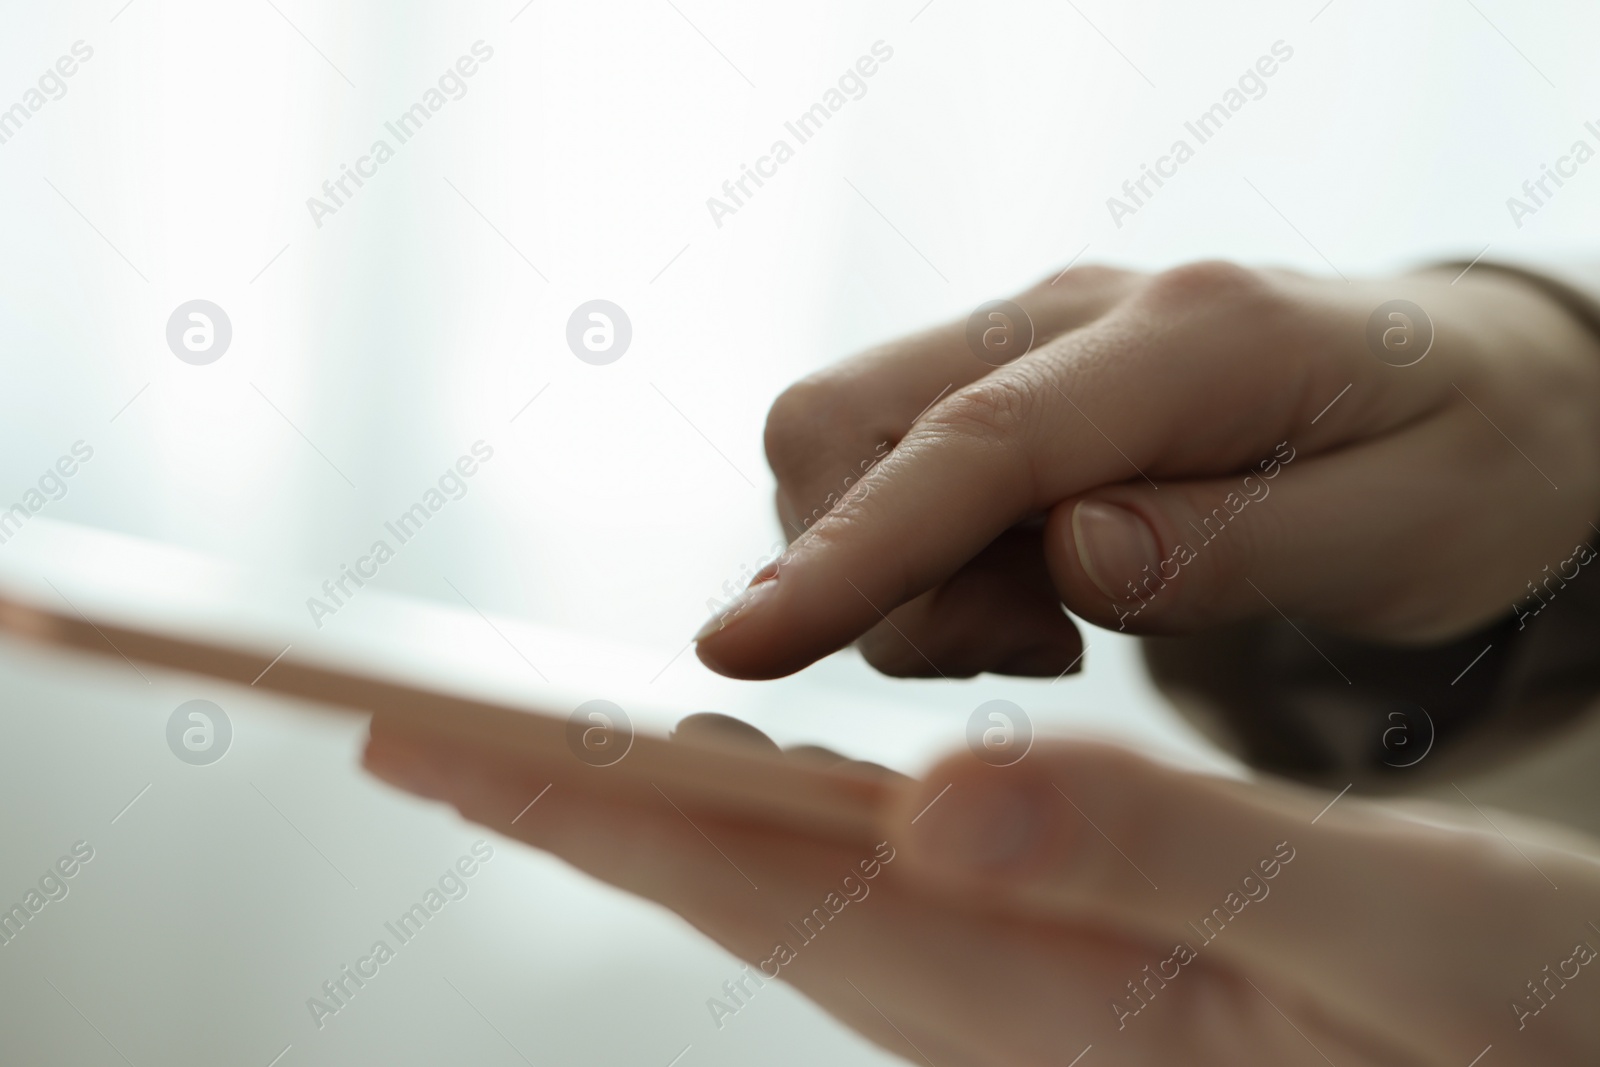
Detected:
left=671, top=712, right=782, bottom=755
left=1072, top=501, right=1161, bottom=602
left=694, top=560, right=781, bottom=642
left=911, top=785, right=1041, bottom=877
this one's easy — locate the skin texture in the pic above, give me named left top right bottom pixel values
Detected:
left=359, top=260, right=1600, bottom=1064
left=365, top=715, right=1600, bottom=1067
left=693, top=262, right=1600, bottom=680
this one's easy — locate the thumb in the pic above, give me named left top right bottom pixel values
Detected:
left=1041, top=425, right=1501, bottom=641
left=887, top=741, right=1332, bottom=974
left=1045, top=474, right=1296, bottom=636
left=884, top=741, right=1600, bottom=1058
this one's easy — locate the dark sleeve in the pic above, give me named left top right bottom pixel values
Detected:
left=1141, top=259, right=1600, bottom=797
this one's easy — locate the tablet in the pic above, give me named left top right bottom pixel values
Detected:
left=0, top=519, right=890, bottom=843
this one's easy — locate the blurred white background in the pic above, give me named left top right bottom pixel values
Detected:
left=1, top=0, right=1597, bottom=1063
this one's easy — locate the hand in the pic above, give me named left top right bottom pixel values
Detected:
left=694, top=262, right=1600, bottom=679
left=364, top=714, right=1600, bottom=1066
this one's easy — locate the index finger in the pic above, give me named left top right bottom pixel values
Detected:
left=694, top=331, right=1151, bottom=679
left=765, top=265, right=1138, bottom=540
left=693, top=265, right=1322, bottom=679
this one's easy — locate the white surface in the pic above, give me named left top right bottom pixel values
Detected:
left=0, top=535, right=1210, bottom=1067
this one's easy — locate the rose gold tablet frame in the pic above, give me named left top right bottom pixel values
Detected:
left=0, top=589, right=890, bottom=844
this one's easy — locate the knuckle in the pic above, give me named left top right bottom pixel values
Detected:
left=1144, top=259, right=1272, bottom=310
left=924, top=374, right=1035, bottom=444
left=763, top=377, right=845, bottom=480
left=1024, top=263, right=1133, bottom=297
